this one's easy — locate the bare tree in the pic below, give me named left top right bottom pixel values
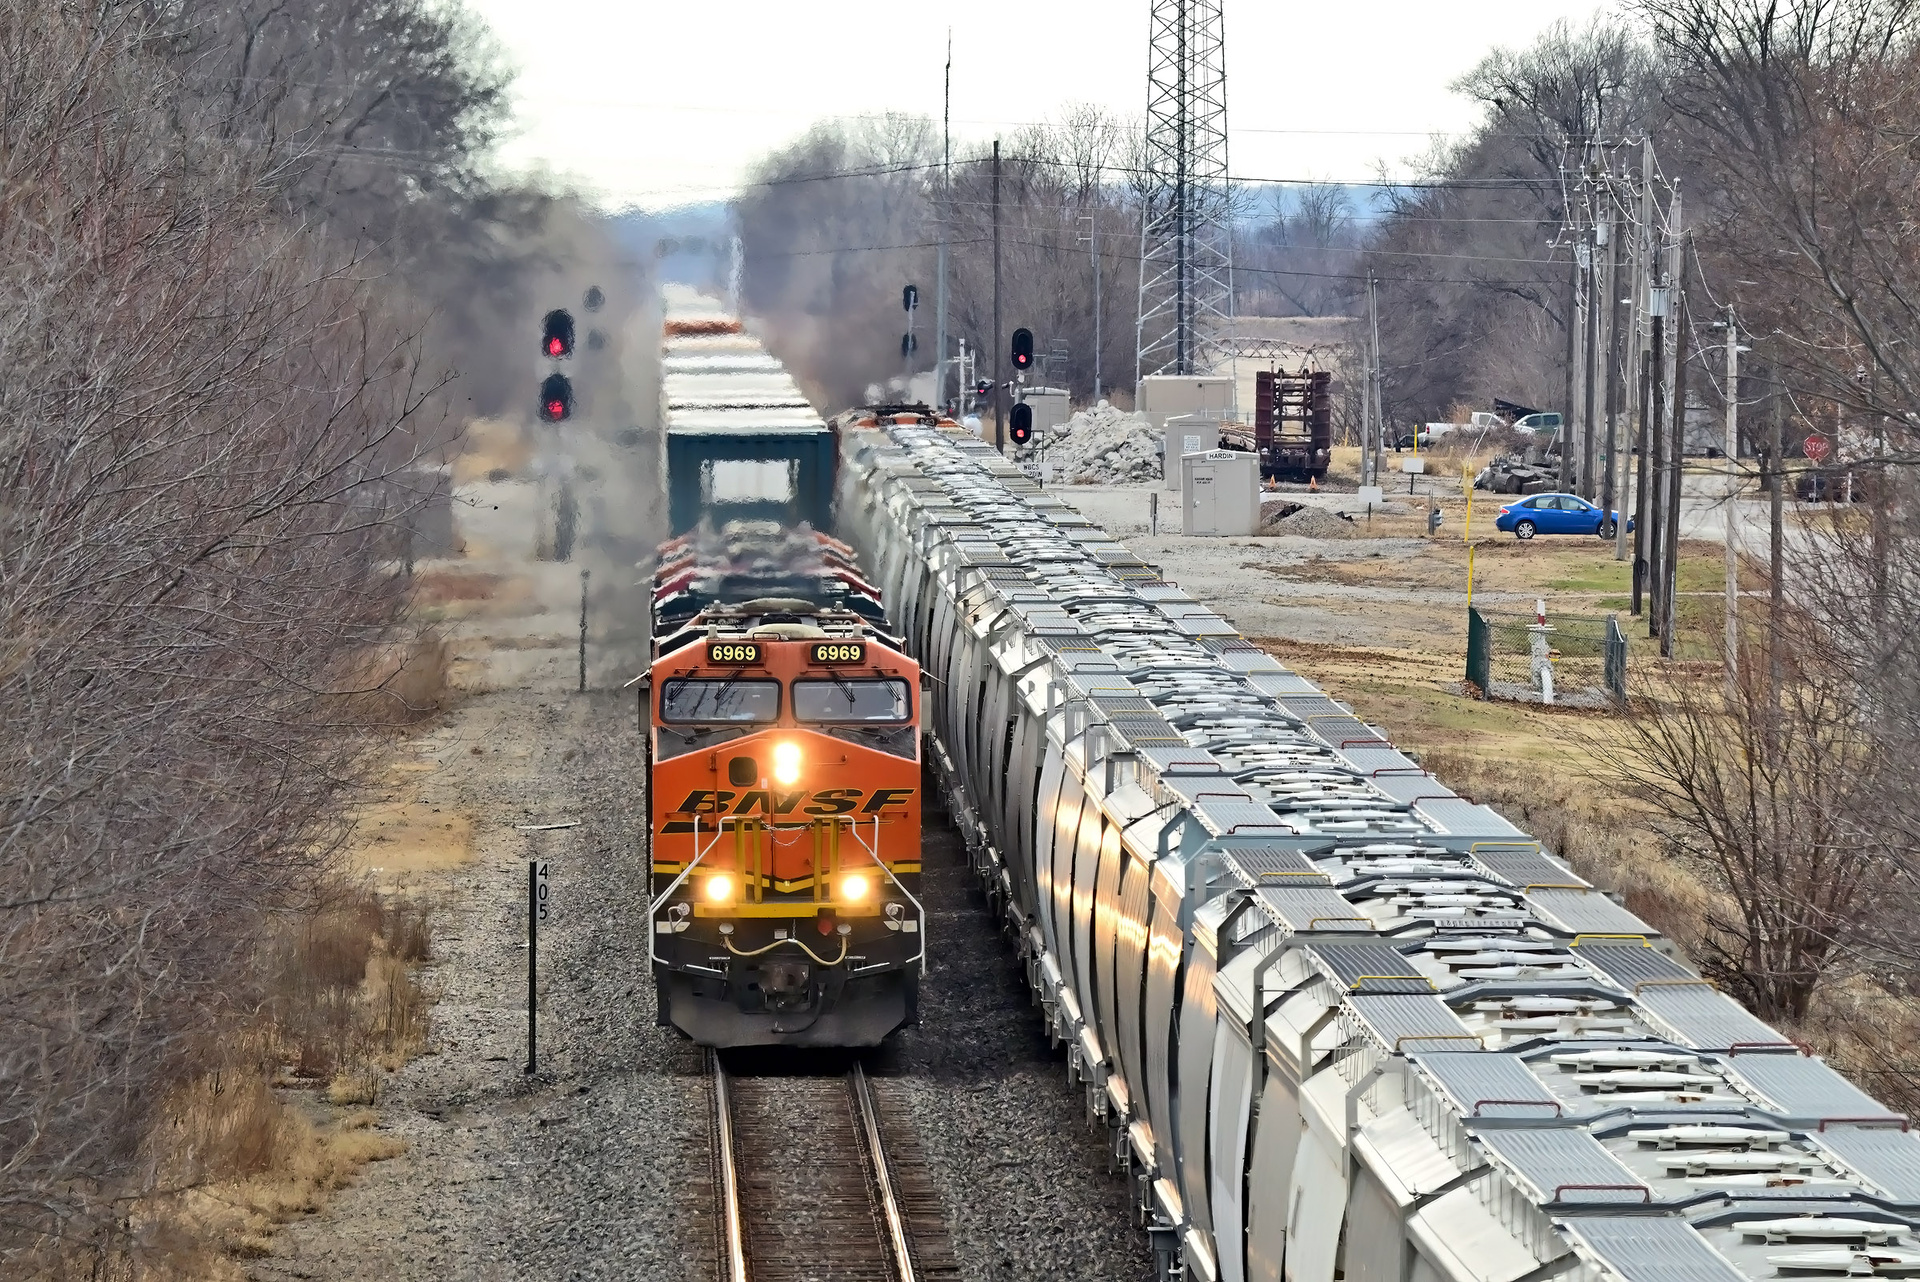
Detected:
left=1596, top=618, right=1904, bottom=1021
left=1234, top=182, right=1363, bottom=319
left=0, top=2, right=481, bottom=1263
left=1364, top=17, right=1654, bottom=418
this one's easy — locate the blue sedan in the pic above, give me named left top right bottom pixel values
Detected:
left=1494, top=493, right=1632, bottom=540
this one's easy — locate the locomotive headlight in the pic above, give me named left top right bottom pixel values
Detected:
left=838, top=872, right=871, bottom=903
left=704, top=874, right=735, bottom=904
left=772, top=740, right=802, bottom=786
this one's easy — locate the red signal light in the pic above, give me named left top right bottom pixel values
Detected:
left=541, top=309, right=575, bottom=360
left=538, top=372, right=573, bottom=423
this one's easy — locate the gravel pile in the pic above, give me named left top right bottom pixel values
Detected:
left=1264, top=504, right=1357, bottom=539
left=1018, top=403, right=1162, bottom=484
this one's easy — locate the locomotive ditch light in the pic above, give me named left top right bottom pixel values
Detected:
left=838, top=873, right=871, bottom=903
left=704, top=874, right=736, bottom=904
left=772, top=741, right=802, bottom=786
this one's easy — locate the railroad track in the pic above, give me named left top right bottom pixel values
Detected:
left=708, top=1053, right=958, bottom=1282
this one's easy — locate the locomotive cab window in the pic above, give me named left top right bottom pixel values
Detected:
left=659, top=678, right=780, bottom=723
left=792, top=678, right=911, bottom=723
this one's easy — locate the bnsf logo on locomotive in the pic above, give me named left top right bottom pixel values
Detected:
left=662, top=786, right=913, bottom=832
left=706, top=640, right=762, bottom=665
left=808, top=640, right=866, bottom=664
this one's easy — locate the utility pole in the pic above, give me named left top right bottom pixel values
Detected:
left=1363, top=269, right=1382, bottom=486
left=934, top=30, right=950, bottom=408
left=1080, top=214, right=1102, bottom=400
left=992, top=138, right=1003, bottom=452
left=1370, top=271, right=1385, bottom=485
left=1645, top=273, right=1666, bottom=633
left=1603, top=201, right=1624, bottom=541
left=1663, top=224, right=1690, bottom=661
left=1582, top=215, right=1601, bottom=501
left=1562, top=247, right=1579, bottom=492
left=1092, top=216, right=1101, bottom=400
left=1723, top=305, right=1741, bottom=678
left=1633, top=349, right=1652, bottom=612
left=1769, top=382, right=1784, bottom=711
left=1630, top=139, right=1656, bottom=595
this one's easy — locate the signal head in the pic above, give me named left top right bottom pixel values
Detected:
left=1010, top=326, right=1034, bottom=371
left=1009, top=402, right=1034, bottom=445
left=538, top=372, right=574, bottom=423
left=541, top=308, right=575, bottom=359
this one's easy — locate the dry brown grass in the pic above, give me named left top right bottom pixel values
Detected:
left=1416, top=743, right=1714, bottom=956
left=131, top=1078, right=405, bottom=1277
left=47, top=885, right=437, bottom=1279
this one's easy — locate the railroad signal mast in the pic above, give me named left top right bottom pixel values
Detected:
left=1007, top=328, right=1035, bottom=450
left=542, top=309, right=575, bottom=359
left=1009, top=402, right=1033, bottom=446
left=1010, top=327, right=1034, bottom=376
left=539, top=308, right=575, bottom=423
left=538, top=372, right=573, bottom=423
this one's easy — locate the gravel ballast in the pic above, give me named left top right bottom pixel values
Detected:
left=252, top=482, right=1148, bottom=1277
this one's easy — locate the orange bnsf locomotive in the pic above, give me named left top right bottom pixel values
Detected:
left=643, top=524, right=925, bottom=1047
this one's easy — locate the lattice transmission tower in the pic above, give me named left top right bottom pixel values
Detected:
left=1135, top=0, right=1233, bottom=380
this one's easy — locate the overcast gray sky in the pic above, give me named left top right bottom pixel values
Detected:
left=465, top=0, right=1615, bottom=210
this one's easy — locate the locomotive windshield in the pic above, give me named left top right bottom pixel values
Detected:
left=660, top=678, right=780, bottom=723
left=792, top=678, right=911, bottom=723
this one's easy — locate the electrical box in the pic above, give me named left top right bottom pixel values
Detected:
left=1139, top=374, right=1237, bottom=424
left=1019, top=387, right=1072, bottom=435
left=1163, top=414, right=1219, bottom=491
left=1181, top=450, right=1260, bottom=536
left=1143, top=376, right=1236, bottom=488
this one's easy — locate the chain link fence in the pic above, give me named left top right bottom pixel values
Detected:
left=1467, top=607, right=1627, bottom=708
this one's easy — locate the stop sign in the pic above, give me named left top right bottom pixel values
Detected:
left=1803, top=434, right=1832, bottom=461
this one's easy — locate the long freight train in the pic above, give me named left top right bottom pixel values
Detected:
left=831, top=409, right=1920, bottom=1282
left=642, top=290, right=924, bottom=1047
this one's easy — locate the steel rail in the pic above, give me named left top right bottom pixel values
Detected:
left=849, top=1061, right=918, bottom=1282
left=709, top=1053, right=750, bottom=1282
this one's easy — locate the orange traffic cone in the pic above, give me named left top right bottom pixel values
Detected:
left=1309, top=475, right=1319, bottom=492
